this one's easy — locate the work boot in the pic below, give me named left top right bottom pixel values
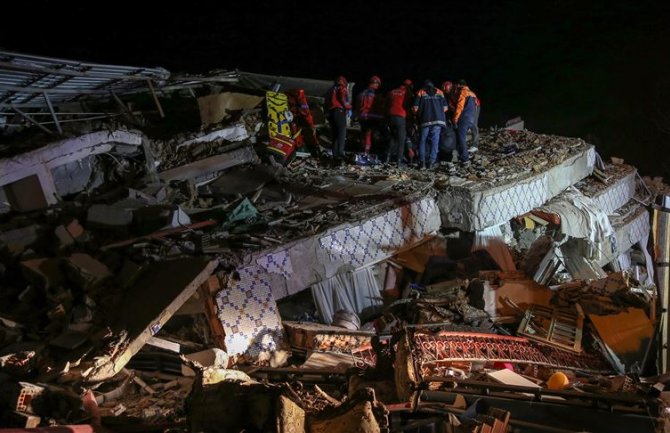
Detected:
left=420, top=161, right=427, bottom=170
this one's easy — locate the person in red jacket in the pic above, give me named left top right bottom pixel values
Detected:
left=326, top=76, right=352, bottom=163
left=385, top=79, right=414, bottom=166
left=287, top=88, right=318, bottom=151
left=355, top=75, right=383, bottom=154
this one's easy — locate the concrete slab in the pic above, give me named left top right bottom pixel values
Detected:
left=576, top=164, right=637, bottom=215
left=0, top=130, right=143, bottom=206
left=214, top=196, right=440, bottom=359
left=437, top=145, right=595, bottom=231
left=158, top=146, right=258, bottom=183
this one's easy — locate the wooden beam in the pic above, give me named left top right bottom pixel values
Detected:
left=11, top=106, right=53, bottom=134
left=146, top=336, right=181, bottom=353
left=146, top=79, right=165, bottom=118
left=42, top=92, right=62, bottom=134
left=110, top=91, right=138, bottom=123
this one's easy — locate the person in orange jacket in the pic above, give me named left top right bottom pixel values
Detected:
left=287, top=88, right=318, bottom=151
left=326, top=76, right=352, bottom=163
left=452, top=79, right=478, bottom=165
left=355, top=75, right=383, bottom=154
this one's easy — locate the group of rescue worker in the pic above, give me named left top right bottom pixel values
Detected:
left=325, top=75, right=480, bottom=169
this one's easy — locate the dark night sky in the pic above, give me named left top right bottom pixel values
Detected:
left=2, top=1, right=669, bottom=176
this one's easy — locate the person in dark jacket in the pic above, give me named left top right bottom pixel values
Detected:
left=326, top=75, right=352, bottom=163
left=356, top=75, right=383, bottom=154
left=413, top=80, right=447, bottom=169
left=385, top=79, right=413, bottom=166
left=439, top=80, right=457, bottom=162
left=453, top=79, right=477, bottom=165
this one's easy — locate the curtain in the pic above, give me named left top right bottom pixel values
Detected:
left=311, top=267, right=383, bottom=324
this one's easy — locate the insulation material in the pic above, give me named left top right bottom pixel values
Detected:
left=197, top=92, right=264, bottom=127
left=311, top=267, right=383, bottom=325
left=539, top=187, right=614, bottom=262
left=215, top=265, right=284, bottom=358
left=438, top=146, right=595, bottom=231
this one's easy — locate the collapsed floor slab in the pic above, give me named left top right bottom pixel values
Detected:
left=215, top=197, right=441, bottom=358
left=437, top=145, right=596, bottom=231
left=598, top=201, right=650, bottom=267
left=577, top=163, right=638, bottom=215
left=0, top=129, right=144, bottom=209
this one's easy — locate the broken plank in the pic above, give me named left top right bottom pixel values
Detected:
left=158, top=146, right=258, bottom=182
left=101, top=219, right=217, bottom=250
left=84, top=258, right=218, bottom=382
left=146, top=336, right=181, bottom=353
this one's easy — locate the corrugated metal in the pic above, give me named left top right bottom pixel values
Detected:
left=0, top=51, right=170, bottom=108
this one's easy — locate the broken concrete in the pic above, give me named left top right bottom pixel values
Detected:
left=0, top=130, right=143, bottom=208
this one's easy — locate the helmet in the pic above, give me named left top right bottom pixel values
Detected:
left=369, top=75, right=382, bottom=86
left=402, top=79, right=413, bottom=89
left=457, top=79, right=467, bottom=86
left=441, top=80, right=453, bottom=93
left=336, top=75, right=347, bottom=86
left=423, top=80, right=435, bottom=89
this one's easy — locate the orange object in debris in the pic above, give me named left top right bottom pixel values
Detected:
left=547, top=372, right=570, bottom=390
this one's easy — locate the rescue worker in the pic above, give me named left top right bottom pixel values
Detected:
left=413, top=80, right=447, bottom=170
left=326, top=76, right=352, bottom=164
left=355, top=75, right=383, bottom=155
left=385, top=79, right=414, bottom=166
left=452, top=79, right=478, bottom=166
left=287, top=88, right=318, bottom=151
left=439, top=80, right=457, bottom=162
left=472, top=95, right=481, bottom=148
left=441, top=80, right=456, bottom=112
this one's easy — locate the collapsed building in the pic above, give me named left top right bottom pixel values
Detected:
left=0, top=50, right=669, bottom=433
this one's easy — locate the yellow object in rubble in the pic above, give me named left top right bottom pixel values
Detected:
left=547, top=372, right=570, bottom=390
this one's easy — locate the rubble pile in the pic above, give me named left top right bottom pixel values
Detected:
left=1, top=54, right=670, bottom=432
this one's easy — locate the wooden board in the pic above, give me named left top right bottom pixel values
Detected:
left=85, top=258, right=218, bottom=381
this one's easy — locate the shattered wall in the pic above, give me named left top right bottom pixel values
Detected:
left=0, top=130, right=143, bottom=208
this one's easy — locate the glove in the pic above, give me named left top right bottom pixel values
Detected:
left=346, top=110, right=353, bottom=120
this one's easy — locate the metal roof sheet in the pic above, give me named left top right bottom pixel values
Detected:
left=0, top=50, right=170, bottom=108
